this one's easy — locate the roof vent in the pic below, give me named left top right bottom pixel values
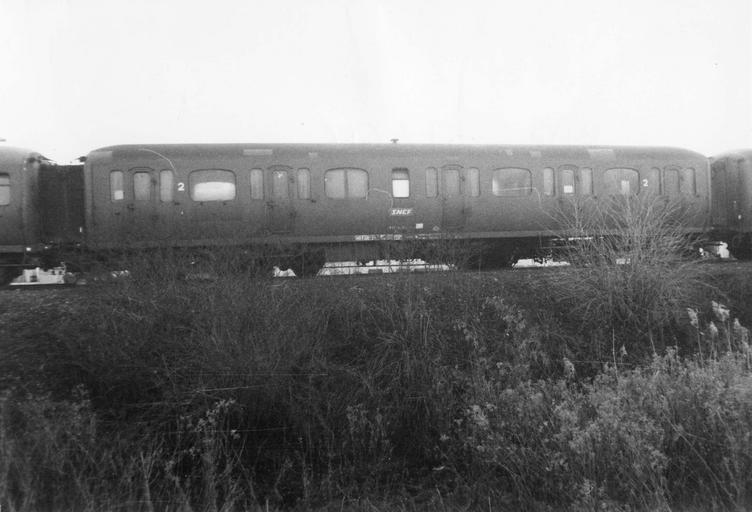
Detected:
left=243, top=149, right=273, bottom=156
left=587, top=148, right=615, bottom=160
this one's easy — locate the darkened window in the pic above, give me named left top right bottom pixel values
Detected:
left=110, top=171, right=124, bottom=201
left=604, top=168, right=639, bottom=195
left=0, top=174, right=9, bottom=205
left=664, top=168, right=680, bottom=196
left=467, top=168, right=480, bottom=197
left=189, top=169, right=236, bottom=201
left=325, top=168, right=368, bottom=199
left=580, top=168, right=593, bottom=195
left=297, top=168, right=311, bottom=199
left=682, top=168, right=696, bottom=195
left=560, top=169, right=575, bottom=195
left=426, top=167, right=438, bottom=197
left=443, top=169, right=460, bottom=197
left=492, top=168, right=532, bottom=196
left=160, top=170, right=174, bottom=202
left=543, top=167, right=555, bottom=196
left=392, top=168, right=410, bottom=198
left=271, top=169, right=289, bottom=199
left=250, top=169, right=263, bottom=200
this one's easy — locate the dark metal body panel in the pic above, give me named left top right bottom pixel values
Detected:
left=82, top=143, right=711, bottom=250
left=38, top=164, right=85, bottom=245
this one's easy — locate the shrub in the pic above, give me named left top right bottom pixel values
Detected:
left=545, top=194, right=711, bottom=358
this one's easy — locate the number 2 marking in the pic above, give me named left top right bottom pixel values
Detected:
left=177, top=182, right=185, bottom=192
left=642, top=179, right=649, bottom=187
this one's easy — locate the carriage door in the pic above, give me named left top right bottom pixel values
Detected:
left=440, top=165, right=465, bottom=230
left=266, top=165, right=294, bottom=233
left=127, top=167, right=158, bottom=241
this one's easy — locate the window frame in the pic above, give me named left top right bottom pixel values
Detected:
left=391, top=168, right=410, bottom=198
left=297, top=168, right=311, bottom=199
left=188, top=169, right=237, bottom=202
left=0, top=173, right=10, bottom=206
left=604, top=167, right=640, bottom=196
left=132, top=168, right=153, bottom=202
left=542, top=167, right=555, bottom=196
left=492, top=167, right=533, bottom=197
left=425, top=167, right=438, bottom=198
left=110, top=170, right=124, bottom=202
left=159, top=169, right=174, bottom=203
left=324, top=168, right=369, bottom=199
left=250, top=168, right=264, bottom=200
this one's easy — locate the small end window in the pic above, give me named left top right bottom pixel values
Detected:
left=110, top=170, right=124, bottom=201
left=0, top=173, right=10, bottom=205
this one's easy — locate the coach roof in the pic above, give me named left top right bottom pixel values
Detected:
left=87, top=143, right=706, bottom=163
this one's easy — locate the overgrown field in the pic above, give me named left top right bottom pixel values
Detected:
left=2, top=260, right=752, bottom=511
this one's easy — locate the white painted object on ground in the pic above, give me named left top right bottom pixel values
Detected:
left=10, top=266, right=72, bottom=286
left=272, top=266, right=297, bottom=277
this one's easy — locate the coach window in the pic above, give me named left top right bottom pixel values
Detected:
left=492, top=168, right=532, bottom=196
left=325, top=168, right=368, bottom=199
left=560, top=169, right=575, bottom=195
left=664, top=168, right=680, bottom=197
left=443, top=169, right=460, bottom=197
left=190, top=170, right=236, bottom=202
left=467, top=168, right=480, bottom=197
left=0, top=174, right=9, bottom=205
left=681, top=168, right=696, bottom=195
left=160, top=170, right=174, bottom=202
left=110, top=171, right=124, bottom=201
left=543, top=167, right=555, bottom=196
left=426, top=167, right=438, bottom=197
left=604, top=168, right=639, bottom=195
left=272, top=169, right=289, bottom=199
left=392, top=168, right=410, bottom=198
left=580, top=168, right=593, bottom=195
left=297, top=168, right=311, bottom=199
left=133, top=171, right=152, bottom=201
left=250, top=169, right=264, bottom=200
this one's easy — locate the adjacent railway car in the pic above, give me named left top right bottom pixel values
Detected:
left=0, top=146, right=46, bottom=283
left=81, top=143, right=710, bottom=270
left=710, top=150, right=752, bottom=258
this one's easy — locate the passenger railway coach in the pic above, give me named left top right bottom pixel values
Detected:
left=83, top=143, right=709, bottom=261
left=0, top=142, right=718, bottom=282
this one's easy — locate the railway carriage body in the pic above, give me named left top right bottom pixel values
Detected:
left=710, top=150, right=752, bottom=257
left=0, top=147, right=45, bottom=279
left=82, top=143, right=710, bottom=266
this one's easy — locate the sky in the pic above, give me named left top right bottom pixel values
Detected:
left=0, top=0, right=750, bottom=162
